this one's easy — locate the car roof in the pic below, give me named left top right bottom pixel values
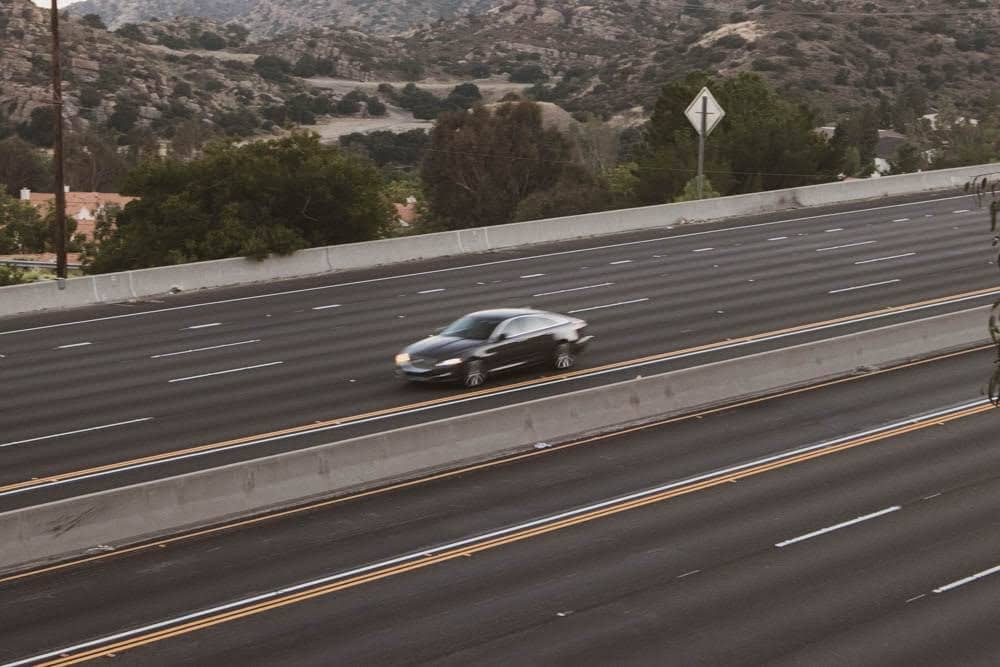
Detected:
left=466, top=308, right=553, bottom=320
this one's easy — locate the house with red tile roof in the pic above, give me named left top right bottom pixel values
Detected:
left=18, top=188, right=137, bottom=241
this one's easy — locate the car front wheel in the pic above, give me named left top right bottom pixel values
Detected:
left=553, top=342, right=575, bottom=370
left=463, top=359, right=486, bottom=387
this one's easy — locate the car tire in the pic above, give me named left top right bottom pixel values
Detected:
left=463, top=359, right=486, bottom=387
left=553, top=342, right=575, bottom=370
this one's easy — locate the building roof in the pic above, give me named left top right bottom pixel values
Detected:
left=20, top=191, right=137, bottom=241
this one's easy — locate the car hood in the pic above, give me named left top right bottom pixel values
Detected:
left=405, top=335, right=480, bottom=359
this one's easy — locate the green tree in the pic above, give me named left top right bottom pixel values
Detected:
left=509, top=64, right=548, bottom=84
left=636, top=72, right=834, bottom=203
left=198, top=31, right=226, bottom=50
left=446, top=83, right=482, bottom=109
left=17, top=106, right=56, bottom=147
left=420, top=102, right=577, bottom=229
left=890, top=142, right=926, bottom=174
left=0, top=136, right=51, bottom=196
left=0, top=193, right=47, bottom=253
left=85, top=133, right=392, bottom=272
left=673, top=176, right=721, bottom=202
left=514, top=170, right=614, bottom=222
left=78, top=86, right=102, bottom=108
left=339, top=129, right=429, bottom=167
left=64, top=131, right=129, bottom=192
left=292, top=54, right=318, bottom=78
left=81, top=13, right=106, bottom=29
left=108, top=98, right=139, bottom=134
left=253, top=55, right=292, bottom=82
left=0, top=265, right=30, bottom=287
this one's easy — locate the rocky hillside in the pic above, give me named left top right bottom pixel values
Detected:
left=0, top=0, right=327, bottom=143
left=399, top=0, right=1000, bottom=119
left=68, top=0, right=501, bottom=38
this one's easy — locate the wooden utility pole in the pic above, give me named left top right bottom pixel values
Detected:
left=50, top=0, right=67, bottom=279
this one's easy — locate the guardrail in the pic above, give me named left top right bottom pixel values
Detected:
left=0, top=162, right=995, bottom=318
left=0, top=305, right=990, bottom=573
left=0, top=259, right=82, bottom=270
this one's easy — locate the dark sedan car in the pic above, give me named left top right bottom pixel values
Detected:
left=395, top=308, right=593, bottom=387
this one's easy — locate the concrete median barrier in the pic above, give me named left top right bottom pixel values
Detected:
left=0, top=305, right=991, bottom=573
left=1, top=162, right=996, bottom=318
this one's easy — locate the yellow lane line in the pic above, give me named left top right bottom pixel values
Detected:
left=35, top=402, right=994, bottom=666
left=1, top=343, right=991, bottom=586
left=2, top=286, right=996, bottom=498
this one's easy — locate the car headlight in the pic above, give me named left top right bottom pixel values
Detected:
left=395, top=353, right=410, bottom=366
left=435, top=357, right=463, bottom=367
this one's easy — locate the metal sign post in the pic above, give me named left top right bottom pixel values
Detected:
left=685, top=87, right=725, bottom=200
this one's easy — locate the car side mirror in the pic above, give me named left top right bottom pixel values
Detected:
left=495, top=332, right=507, bottom=341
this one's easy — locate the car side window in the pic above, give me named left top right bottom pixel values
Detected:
left=499, top=317, right=529, bottom=338
left=524, top=316, right=557, bottom=331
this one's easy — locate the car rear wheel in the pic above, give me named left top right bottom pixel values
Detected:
left=553, top=342, right=575, bottom=370
left=463, top=359, right=486, bottom=387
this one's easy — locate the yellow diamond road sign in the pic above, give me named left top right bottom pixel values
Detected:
left=685, top=87, right=725, bottom=136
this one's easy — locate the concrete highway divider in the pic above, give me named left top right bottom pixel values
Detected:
left=0, top=305, right=992, bottom=573
left=1, top=162, right=996, bottom=318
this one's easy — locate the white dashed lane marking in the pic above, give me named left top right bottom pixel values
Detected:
left=816, top=241, right=876, bottom=252
left=185, top=323, right=222, bottom=330
left=829, top=279, right=901, bottom=294
left=56, top=342, right=92, bottom=349
left=312, top=304, right=341, bottom=311
left=150, top=340, right=261, bottom=359
left=854, top=253, right=916, bottom=265
left=168, top=361, right=284, bottom=384
left=417, top=289, right=445, bottom=294
left=569, top=298, right=649, bottom=314
left=532, top=283, right=614, bottom=297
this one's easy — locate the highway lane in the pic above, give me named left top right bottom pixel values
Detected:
left=0, top=347, right=997, bottom=665
left=0, top=191, right=996, bottom=505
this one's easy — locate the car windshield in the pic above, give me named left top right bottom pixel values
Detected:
left=440, top=315, right=504, bottom=340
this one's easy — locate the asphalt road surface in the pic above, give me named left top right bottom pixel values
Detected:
left=0, top=192, right=996, bottom=507
left=1, top=345, right=997, bottom=665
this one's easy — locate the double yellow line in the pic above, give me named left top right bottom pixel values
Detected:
left=3, top=286, right=997, bottom=499
left=31, top=398, right=994, bottom=666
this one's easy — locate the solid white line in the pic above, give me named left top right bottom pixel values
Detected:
left=418, top=288, right=445, bottom=294
left=0, top=418, right=154, bottom=449
left=609, top=260, right=633, bottom=265
left=56, top=342, right=92, bottom=349
left=824, top=228, right=844, bottom=232
left=150, top=340, right=261, bottom=359
left=829, top=279, right=901, bottom=294
left=854, top=253, right=917, bottom=265
left=775, top=506, right=901, bottom=547
left=893, top=218, right=910, bottom=222
left=7, top=399, right=988, bottom=667
left=533, top=282, right=614, bottom=297
left=311, top=304, right=341, bottom=310
left=167, top=361, right=283, bottom=383
left=768, top=236, right=788, bottom=241
left=933, top=563, right=1000, bottom=594
left=816, top=240, right=876, bottom=252
left=0, top=193, right=975, bottom=338
left=520, top=273, right=546, bottom=278
left=186, top=323, right=221, bottom=330
left=693, top=247, right=714, bottom=252
left=569, top=298, right=649, bottom=314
